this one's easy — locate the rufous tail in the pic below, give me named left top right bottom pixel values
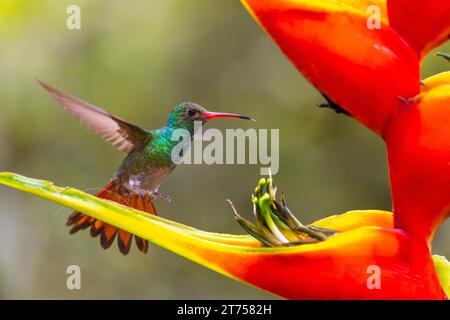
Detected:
left=65, top=181, right=156, bottom=255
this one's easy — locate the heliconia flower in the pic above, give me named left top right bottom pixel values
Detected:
left=0, top=173, right=447, bottom=299
left=241, top=0, right=450, bottom=243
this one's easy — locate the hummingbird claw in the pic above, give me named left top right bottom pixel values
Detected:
left=151, top=191, right=172, bottom=203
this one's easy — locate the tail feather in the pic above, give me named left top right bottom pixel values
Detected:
left=68, top=215, right=92, bottom=234
left=118, top=230, right=133, bottom=255
left=100, top=224, right=119, bottom=249
left=66, top=181, right=156, bottom=255
left=135, top=236, right=149, bottom=253
left=90, top=220, right=103, bottom=238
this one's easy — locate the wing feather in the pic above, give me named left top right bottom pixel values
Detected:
left=37, top=80, right=151, bottom=153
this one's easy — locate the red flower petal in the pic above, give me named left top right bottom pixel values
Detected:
left=243, top=0, right=420, bottom=135
left=385, top=74, right=450, bottom=242
left=387, top=0, right=450, bottom=59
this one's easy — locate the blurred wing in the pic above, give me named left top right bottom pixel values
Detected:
left=38, top=80, right=151, bottom=153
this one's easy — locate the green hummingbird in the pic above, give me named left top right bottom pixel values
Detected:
left=38, top=80, right=253, bottom=255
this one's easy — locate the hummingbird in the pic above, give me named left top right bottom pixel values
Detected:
left=37, top=80, right=253, bottom=255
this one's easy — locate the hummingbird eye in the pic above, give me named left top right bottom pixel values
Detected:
left=186, top=108, right=196, bottom=117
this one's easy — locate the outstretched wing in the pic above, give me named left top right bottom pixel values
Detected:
left=38, top=80, right=151, bottom=153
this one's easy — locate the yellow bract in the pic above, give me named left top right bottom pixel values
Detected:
left=0, top=171, right=447, bottom=299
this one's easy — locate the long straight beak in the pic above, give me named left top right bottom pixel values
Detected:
left=202, top=111, right=255, bottom=121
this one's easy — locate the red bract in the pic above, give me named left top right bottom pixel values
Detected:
left=386, top=74, right=450, bottom=243
left=387, top=0, right=450, bottom=59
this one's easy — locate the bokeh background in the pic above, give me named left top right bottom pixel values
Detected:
left=0, top=0, right=448, bottom=299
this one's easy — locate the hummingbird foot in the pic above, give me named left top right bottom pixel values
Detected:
left=151, top=191, right=172, bottom=203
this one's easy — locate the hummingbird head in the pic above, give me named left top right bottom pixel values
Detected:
left=166, top=102, right=254, bottom=133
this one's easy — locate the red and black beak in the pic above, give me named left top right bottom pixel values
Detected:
left=202, top=111, right=255, bottom=121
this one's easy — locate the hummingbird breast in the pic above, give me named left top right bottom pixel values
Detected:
left=123, top=165, right=174, bottom=196
left=113, top=128, right=178, bottom=196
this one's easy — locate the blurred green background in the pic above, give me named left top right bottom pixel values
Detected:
left=0, top=0, right=448, bottom=299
